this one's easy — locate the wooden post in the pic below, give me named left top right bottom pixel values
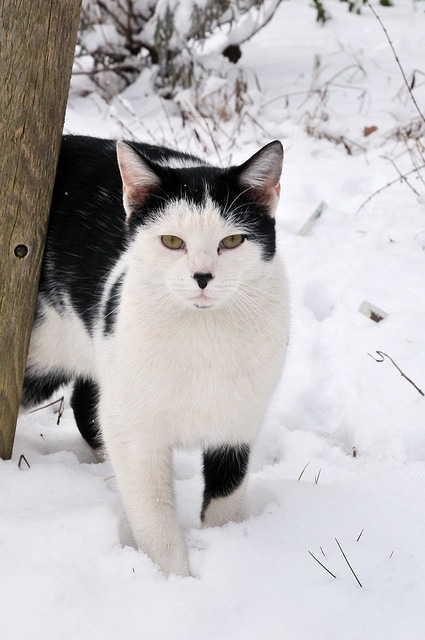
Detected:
left=0, top=0, right=82, bottom=459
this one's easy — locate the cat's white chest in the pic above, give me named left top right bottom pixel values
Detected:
left=98, top=263, right=288, bottom=450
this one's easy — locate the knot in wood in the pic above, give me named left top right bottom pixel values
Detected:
left=14, top=244, right=28, bottom=258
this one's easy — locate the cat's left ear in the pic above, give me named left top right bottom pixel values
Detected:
left=116, top=141, right=161, bottom=219
left=237, top=140, right=283, bottom=217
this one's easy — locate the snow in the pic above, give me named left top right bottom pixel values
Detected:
left=3, top=0, right=425, bottom=637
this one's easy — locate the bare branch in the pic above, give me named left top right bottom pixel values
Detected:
left=366, top=1, right=425, bottom=124
left=356, top=164, right=425, bottom=213
left=368, top=351, right=425, bottom=397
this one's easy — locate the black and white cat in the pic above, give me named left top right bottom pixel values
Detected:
left=21, top=135, right=289, bottom=576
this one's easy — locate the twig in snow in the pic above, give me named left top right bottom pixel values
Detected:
left=368, top=351, right=424, bottom=397
left=384, top=155, right=423, bottom=200
left=55, top=396, right=65, bottom=425
left=356, top=529, right=364, bottom=543
left=18, top=454, right=30, bottom=470
left=29, top=395, right=65, bottom=425
left=366, top=1, right=425, bottom=125
left=308, top=551, right=337, bottom=579
left=335, top=538, right=363, bottom=588
left=356, top=164, right=425, bottom=213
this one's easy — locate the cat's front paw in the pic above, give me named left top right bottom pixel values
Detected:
left=138, top=537, right=190, bottom=577
left=155, top=547, right=190, bottom=578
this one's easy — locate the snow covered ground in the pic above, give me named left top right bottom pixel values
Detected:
left=2, top=1, right=425, bottom=637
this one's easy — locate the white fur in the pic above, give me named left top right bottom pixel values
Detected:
left=27, top=298, right=95, bottom=378
left=95, top=200, right=289, bottom=576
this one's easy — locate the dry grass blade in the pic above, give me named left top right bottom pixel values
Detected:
left=356, top=529, right=364, bottom=543
left=29, top=395, right=65, bottom=426
left=18, top=454, right=30, bottom=470
left=298, top=461, right=310, bottom=482
left=308, top=551, right=337, bottom=579
left=335, top=538, right=363, bottom=588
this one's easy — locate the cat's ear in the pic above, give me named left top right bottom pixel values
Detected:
left=236, top=141, right=283, bottom=216
left=116, top=141, right=161, bottom=218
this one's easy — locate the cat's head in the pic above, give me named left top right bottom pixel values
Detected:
left=117, top=140, right=283, bottom=311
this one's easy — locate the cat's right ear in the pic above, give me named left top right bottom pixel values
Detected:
left=237, top=140, right=284, bottom=217
left=116, top=141, right=161, bottom=219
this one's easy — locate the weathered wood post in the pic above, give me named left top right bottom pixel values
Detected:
left=0, top=0, right=82, bottom=459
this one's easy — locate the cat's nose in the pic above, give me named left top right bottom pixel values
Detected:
left=193, top=272, right=213, bottom=290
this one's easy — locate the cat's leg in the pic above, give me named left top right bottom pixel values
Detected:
left=70, top=377, right=103, bottom=450
left=201, top=443, right=251, bottom=527
left=105, top=439, right=190, bottom=577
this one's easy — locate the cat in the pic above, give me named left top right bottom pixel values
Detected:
left=21, top=135, right=289, bottom=576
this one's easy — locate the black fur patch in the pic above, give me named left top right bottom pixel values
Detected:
left=70, top=378, right=102, bottom=449
left=37, top=136, right=129, bottom=335
left=125, top=149, right=277, bottom=261
left=21, top=369, right=71, bottom=408
left=201, top=443, right=251, bottom=521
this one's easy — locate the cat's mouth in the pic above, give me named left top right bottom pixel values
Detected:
left=190, top=291, right=216, bottom=310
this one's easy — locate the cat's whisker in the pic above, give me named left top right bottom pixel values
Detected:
left=221, top=185, right=258, bottom=219
left=232, top=287, right=279, bottom=335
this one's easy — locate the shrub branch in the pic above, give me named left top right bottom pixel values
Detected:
left=368, top=351, right=424, bottom=397
left=366, top=1, right=425, bottom=124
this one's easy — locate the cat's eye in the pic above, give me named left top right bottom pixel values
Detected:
left=161, top=235, right=185, bottom=250
left=220, top=234, right=245, bottom=250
